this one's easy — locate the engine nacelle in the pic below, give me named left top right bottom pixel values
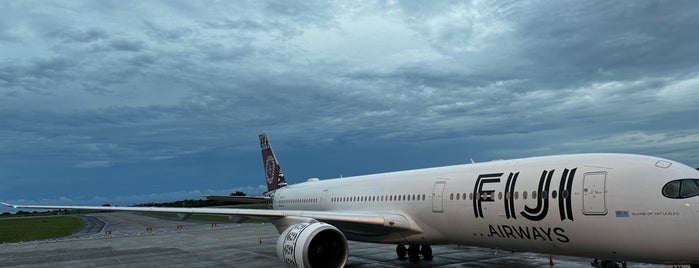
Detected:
left=276, top=222, right=348, bottom=268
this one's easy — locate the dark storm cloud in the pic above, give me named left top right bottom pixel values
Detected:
left=109, top=39, right=145, bottom=52
left=507, top=1, right=699, bottom=87
left=143, top=21, right=194, bottom=41
left=48, top=28, right=109, bottom=43
left=1, top=0, right=699, bottom=210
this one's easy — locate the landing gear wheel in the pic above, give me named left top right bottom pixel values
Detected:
left=408, top=244, right=420, bottom=262
left=591, top=259, right=625, bottom=268
left=602, top=260, right=619, bottom=268
left=396, top=244, right=407, bottom=260
left=421, top=245, right=433, bottom=260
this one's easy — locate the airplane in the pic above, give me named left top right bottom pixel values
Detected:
left=4, top=133, right=699, bottom=268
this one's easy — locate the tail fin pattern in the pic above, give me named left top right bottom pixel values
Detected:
left=260, top=134, right=286, bottom=191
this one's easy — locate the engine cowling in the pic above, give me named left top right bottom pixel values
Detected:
left=276, top=222, right=348, bottom=268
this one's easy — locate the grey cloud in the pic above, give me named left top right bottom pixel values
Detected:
left=2, top=1, right=698, bottom=206
left=204, top=19, right=270, bottom=31
left=109, top=39, right=145, bottom=52
left=199, top=43, right=254, bottom=62
left=510, top=1, right=699, bottom=85
left=126, top=53, right=157, bottom=68
left=48, top=28, right=109, bottom=43
left=31, top=57, right=77, bottom=77
left=264, top=1, right=335, bottom=25
left=0, top=57, right=78, bottom=95
left=143, top=21, right=194, bottom=41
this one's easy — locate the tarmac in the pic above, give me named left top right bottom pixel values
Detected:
left=0, top=212, right=662, bottom=268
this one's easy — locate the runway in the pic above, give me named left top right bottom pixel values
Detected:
left=0, top=212, right=661, bottom=267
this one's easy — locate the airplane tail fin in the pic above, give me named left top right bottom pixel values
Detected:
left=260, top=134, right=287, bottom=191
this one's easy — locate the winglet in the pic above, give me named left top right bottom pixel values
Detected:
left=1, top=202, right=18, bottom=208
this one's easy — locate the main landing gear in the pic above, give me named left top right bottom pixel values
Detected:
left=591, top=259, right=627, bottom=268
left=396, top=244, right=433, bottom=262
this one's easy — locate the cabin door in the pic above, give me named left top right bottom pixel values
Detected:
left=320, top=190, right=328, bottom=210
left=432, top=181, right=446, bottom=213
left=582, top=172, right=607, bottom=215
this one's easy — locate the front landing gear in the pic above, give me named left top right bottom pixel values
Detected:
left=591, top=259, right=627, bottom=268
left=421, top=245, right=433, bottom=260
left=396, top=244, right=407, bottom=259
left=408, top=245, right=420, bottom=262
left=396, top=244, right=433, bottom=262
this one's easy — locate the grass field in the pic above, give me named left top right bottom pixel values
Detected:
left=0, top=216, right=84, bottom=243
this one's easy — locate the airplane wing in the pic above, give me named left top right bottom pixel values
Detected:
left=0, top=202, right=416, bottom=232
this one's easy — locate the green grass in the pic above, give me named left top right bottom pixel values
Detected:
left=0, top=216, right=84, bottom=243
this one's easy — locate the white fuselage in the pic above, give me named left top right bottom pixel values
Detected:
left=271, top=154, right=699, bottom=264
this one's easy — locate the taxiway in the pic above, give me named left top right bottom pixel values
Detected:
left=0, top=212, right=661, bottom=267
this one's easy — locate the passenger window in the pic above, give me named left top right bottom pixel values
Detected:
left=552, top=191, right=557, bottom=199
left=523, top=191, right=528, bottom=199
left=514, top=191, right=519, bottom=200
left=681, top=179, right=699, bottom=198
left=497, top=192, right=502, bottom=200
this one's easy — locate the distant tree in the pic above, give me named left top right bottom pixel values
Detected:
left=102, top=204, right=112, bottom=207
left=133, top=197, right=244, bottom=208
left=230, top=191, right=246, bottom=196
left=2, top=212, right=10, bottom=215
left=15, top=210, right=30, bottom=215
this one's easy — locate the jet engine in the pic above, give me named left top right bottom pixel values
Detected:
left=276, top=222, right=348, bottom=268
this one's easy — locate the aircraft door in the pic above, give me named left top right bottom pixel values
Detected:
left=582, top=172, right=607, bottom=215
left=432, top=181, right=446, bottom=213
left=320, top=190, right=328, bottom=210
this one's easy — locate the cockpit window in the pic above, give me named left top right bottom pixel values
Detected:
left=663, top=179, right=699, bottom=199
left=662, top=181, right=680, bottom=198
left=681, top=179, right=699, bottom=198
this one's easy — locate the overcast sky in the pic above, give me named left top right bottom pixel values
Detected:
left=1, top=1, right=699, bottom=211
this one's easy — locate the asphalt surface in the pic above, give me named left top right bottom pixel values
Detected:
left=0, top=212, right=662, bottom=268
